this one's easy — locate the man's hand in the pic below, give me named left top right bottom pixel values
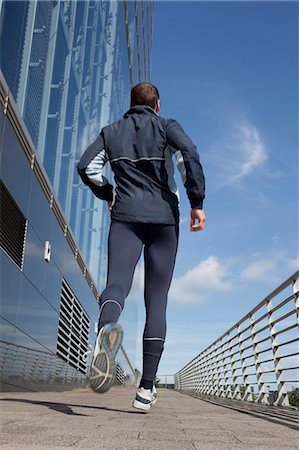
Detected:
left=190, top=208, right=206, bottom=232
left=108, top=200, right=113, bottom=211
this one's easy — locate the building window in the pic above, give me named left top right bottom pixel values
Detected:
left=0, top=180, right=27, bottom=269
left=57, top=279, right=90, bottom=374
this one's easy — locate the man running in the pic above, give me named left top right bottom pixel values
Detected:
left=77, top=82, right=206, bottom=411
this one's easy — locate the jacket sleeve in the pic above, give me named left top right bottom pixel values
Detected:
left=77, top=131, right=113, bottom=202
left=165, top=119, right=205, bottom=209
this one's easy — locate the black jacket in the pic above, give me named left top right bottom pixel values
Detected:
left=77, top=106, right=205, bottom=224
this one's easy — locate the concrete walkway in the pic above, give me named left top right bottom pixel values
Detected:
left=0, top=388, right=298, bottom=449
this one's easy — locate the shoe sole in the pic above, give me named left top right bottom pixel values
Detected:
left=132, top=398, right=151, bottom=411
left=90, top=323, right=123, bottom=393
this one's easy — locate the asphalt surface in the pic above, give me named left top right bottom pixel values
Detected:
left=0, top=387, right=298, bottom=449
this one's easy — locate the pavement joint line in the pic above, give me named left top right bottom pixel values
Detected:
left=230, top=433, right=243, bottom=444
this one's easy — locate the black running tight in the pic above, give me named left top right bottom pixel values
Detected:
left=99, top=220, right=179, bottom=388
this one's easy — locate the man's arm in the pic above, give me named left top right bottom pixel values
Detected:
left=165, top=119, right=206, bottom=231
left=165, top=120, right=206, bottom=231
left=164, top=119, right=205, bottom=210
left=77, top=132, right=113, bottom=202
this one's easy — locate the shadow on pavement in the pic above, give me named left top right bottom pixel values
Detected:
left=0, top=398, right=145, bottom=416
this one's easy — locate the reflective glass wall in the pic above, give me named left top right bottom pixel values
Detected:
left=0, top=0, right=153, bottom=389
left=0, top=0, right=152, bottom=287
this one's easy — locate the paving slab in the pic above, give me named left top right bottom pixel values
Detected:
left=0, top=387, right=298, bottom=449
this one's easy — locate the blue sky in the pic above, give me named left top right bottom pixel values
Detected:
left=134, top=1, right=298, bottom=377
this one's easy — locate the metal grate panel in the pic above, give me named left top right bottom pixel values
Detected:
left=0, top=180, right=27, bottom=269
left=57, top=279, right=90, bottom=374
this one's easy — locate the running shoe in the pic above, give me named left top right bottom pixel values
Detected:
left=89, top=323, right=123, bottom=393
left=132, top=386, right=157, bottom=411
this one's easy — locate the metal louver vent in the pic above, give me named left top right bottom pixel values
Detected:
left=0, top=180, right=27, bottom=269
left=57, top=279, right=90, bottom=374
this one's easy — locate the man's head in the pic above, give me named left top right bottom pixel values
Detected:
left=130, top=82, right=160, bottom=112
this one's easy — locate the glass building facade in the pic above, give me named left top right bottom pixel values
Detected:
left=0, top=0, right=153, bottom=391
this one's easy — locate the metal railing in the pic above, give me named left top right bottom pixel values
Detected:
left=175, top=271, right=299, bottom=407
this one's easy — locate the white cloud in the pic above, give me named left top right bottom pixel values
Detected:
left=241, top=253, right=298, bottom=283
left=169, top=255, right=233, bottom=304
left=234, top=123, right=268, bottom=180
left=206, top=119, right=268, bottom=190
left=241, top=258, right=278, bottom=282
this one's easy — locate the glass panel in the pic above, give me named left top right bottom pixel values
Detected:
left=27, top=174, right=52, bottom=244
left=0, top=1, right=30, bottom=101
left=44, top=259, right=62, bottom=313
left=22, top=224, right=47, bottom=297
left=0, top=119, right=32, bottom=217
left=16, top=275, right=58, bottom=353
left=48, top=213, right=70, bottom=272
left=0, top=250, right=22, bottom=328
left=22, top=1, right=54, bottom=147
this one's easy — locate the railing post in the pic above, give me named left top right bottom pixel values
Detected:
left=251, top=312, right=269, bottom=404
left=227, top=330, right=235, bottom=399
left=218, top=338, right=225, bottom=397
left=229, top=329, right=239, bottom=400
left=176, top=373, right=179, bottom=390
left=222, top=339, right=231, bottom=399
left=235, top=324, right=245, bottom=400
left=196, top=354, right=202, bottom=394
left=177, top=371, right=181, bottom=390
left=239, top=324, right=248, bottom=400
left=196, top=359, right=201, bottom=393
left=206, top=349, right=214, bottom=395
left=267, top=299, right=289, bottom=406
left=211, top=344, right=219, bottom=396
left=191, top=361, right=197, bottom=393
left=196, top=356, right=204, bottom=394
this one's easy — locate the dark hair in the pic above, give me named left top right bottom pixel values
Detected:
left=130, top=82, right=160, bottom=109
